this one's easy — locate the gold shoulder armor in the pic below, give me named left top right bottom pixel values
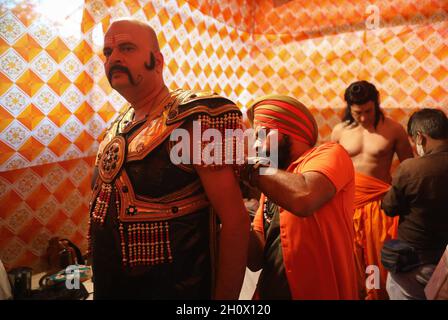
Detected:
left=95, top=106, right=133, bottom=166
left=101, top=106, right=133, bottom=137
left=166, top=90, right=240, bottom=125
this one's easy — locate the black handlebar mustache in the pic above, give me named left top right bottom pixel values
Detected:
left=107, top=65, right=136, bottom=85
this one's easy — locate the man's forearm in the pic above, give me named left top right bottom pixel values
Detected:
left=214, top=218, right=250, bottom=299
left=254, top=168, right=311, bottom=216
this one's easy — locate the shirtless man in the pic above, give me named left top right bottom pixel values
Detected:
left=331, top=80, right=413, bottom=299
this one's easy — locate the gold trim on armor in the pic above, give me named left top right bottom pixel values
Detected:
left=126, top=114, right=183, bottom=162
left=166, top=104, right=240, bottom=125
left=116, top=170, right=210, bottom=223
left=95, top=107, right=133, bottom=166
left=135, top=179, right=203, bottom=204
left=98, top=136, right=126, bottom=184
left=177, top=90, right=219, bottom=104
left=126, top=91, right=186, bottom=162
left=166, top=90, right=240, bottom=125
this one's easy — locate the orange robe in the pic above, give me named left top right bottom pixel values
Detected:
left=253, top=143, right=359, bottom=299
left=353, top=172, right=399, bottom=300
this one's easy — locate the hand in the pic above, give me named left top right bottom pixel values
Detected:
left=239, top=157, right=270, bottom=187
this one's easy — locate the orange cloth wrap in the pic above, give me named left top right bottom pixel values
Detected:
left=353, top=172, right=399, bottom=300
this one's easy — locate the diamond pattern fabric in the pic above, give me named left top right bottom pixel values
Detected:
left=0, top=0, right=447, bottom=270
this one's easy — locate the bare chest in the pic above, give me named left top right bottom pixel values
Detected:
left=339, top=126, right=395, bottom=158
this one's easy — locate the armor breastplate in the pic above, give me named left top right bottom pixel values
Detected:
left=89, top=89, right=241, bottom=271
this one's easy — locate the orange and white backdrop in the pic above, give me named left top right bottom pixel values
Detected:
left=1, top=0, right=447, bottom=271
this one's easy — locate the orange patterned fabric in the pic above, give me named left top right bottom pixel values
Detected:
left=353, top=172, right=399, bottom=300
left=254, top=0, right=448, bottom=40
left=1, top=0, right=447, bottom=272
left=0, top=157, right=94, bottom=271
left=248, top=20, right=448, bottom=143
left=0, top=1, right=124, bottom=271
left=1, top=0, right=447, bottom=170
left=0, top=2, right=122, bottom=171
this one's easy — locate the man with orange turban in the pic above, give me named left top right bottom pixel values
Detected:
left=242, top=95, right=359, bottom=299
left=331, top=81, right=414, bottom=299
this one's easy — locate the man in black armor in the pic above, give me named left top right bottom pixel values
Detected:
left=89, top=19, right=250, bottom=300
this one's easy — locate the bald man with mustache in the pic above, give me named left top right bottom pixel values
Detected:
left=89, top=19, right=249, bottom=300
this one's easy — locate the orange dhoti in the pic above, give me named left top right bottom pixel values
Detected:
left=353, top=172, right=399, bottom=300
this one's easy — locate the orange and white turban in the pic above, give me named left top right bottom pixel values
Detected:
left=247, top=95, right=318, bottom=147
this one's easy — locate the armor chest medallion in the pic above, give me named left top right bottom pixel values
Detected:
left=98, top=135, right=126, bottom=183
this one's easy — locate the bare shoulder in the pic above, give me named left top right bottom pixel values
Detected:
left=383, top=117, right=407, bottom=137
left=331, top=121, right=351, bottom=141
left=383, top=116, right=402, bottom=128
left=382, top=117, right=414, bottom=160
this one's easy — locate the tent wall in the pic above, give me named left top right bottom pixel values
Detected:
left=0, top=0, right=447, bottom=271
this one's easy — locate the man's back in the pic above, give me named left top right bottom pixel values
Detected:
left=332, top=117, right=412, bottom=183
left=382, top=144, right=448, bottom=256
